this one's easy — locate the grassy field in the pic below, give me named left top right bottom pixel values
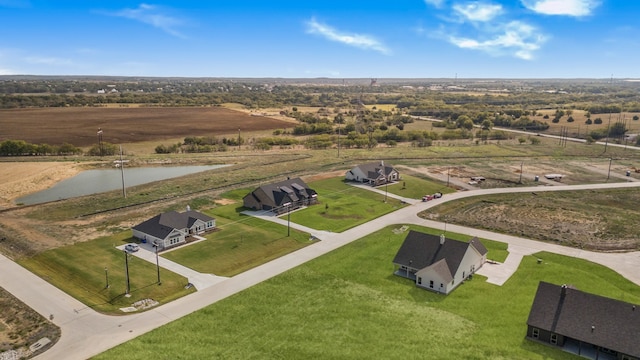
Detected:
left=18, top=232, right=194, bottom=314
left=384, top=173, right=455, bottom=199
left=94, top=224, right=640, bottom=359
left=422, top=188, right=640, bottom=251
left=289, top=177, right=407, bottom=233
left=161, top=207, right=314, bottom=277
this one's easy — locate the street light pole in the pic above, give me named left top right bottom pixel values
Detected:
left=104, top=267, right=109, bottom=289
left=155, top=243, right=161, bottom=285
left=124, top=250, right=130, bottom=296
left=607, top=158, right=612, bottom=181
left=282, top=202, right=292, bottom=237
left=287, top=204, right=291, bottom=237
left=384, top=181, right=388, bottom=203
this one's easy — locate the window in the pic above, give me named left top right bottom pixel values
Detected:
left=532, top=328, right=539, bottom=339
left=550, top=333, right=557, bottom=345
left=429, top=280, right=434, bottom=288
left=417, top=277, right=422, bottom=285
left=440, top=283, right=443, bottom=288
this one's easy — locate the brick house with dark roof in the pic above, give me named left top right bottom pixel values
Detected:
left=345, top=161, right=399, bottom=186
left=243, top=177, right=318, bottom=215
left=392, top=230, right=487, bottom=294
left=132, top=209, right=215, bottom=250
left=527, top=281, right=640, bottom=360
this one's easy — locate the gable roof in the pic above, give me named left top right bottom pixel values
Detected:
left=354, top=161, right=397, bottom=179
left=528, top=281, right=640, bottom=358
left=133, top=210, right=214, bottom=239
left=247, top=177, right=317, bottom=208
left=393, top=230, right=482, bottom=276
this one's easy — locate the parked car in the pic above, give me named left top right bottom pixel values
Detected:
left=125, top=243, right=140, bottom=252
left=422, top=192, right=443, bottom=202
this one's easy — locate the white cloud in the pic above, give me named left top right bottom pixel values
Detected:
left=521, top=0, right=600, bottom=17
left=105, top=3, right=186, bottom=38
left=305, top=18, right=391, bottom=55
left=0, top=68, right=16, bottom=75
left=448, top=21, right=546, bottom=60
left=453, top=2, right=504, bottom=22
left=424, top=0, right=446, bottom=8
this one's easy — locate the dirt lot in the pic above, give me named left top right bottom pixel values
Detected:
left=0, top=162, right=83, bottom=208
left=0, top=287, right=60, bottom=357
left=0, top=106, right=295, bottom=146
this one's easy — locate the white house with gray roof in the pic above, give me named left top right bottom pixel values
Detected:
left=393, top=230, right=487, bottom=294
left=132, top=210, right=215, bottom=250
left=345, top=161, right=399, bottom=186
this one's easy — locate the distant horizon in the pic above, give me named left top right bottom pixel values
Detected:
left=1, top=74, right=638, bottom=81
left=1, top=1, right=638, bottom=79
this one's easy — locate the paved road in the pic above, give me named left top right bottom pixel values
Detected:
left=1, top=181, right=639, bottom=359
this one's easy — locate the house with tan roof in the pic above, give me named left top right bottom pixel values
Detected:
left=392, top=230, right=487, bottom=294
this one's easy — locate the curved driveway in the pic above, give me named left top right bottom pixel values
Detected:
left=1, top=181, right=639, bottom=359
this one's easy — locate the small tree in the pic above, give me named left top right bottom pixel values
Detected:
left=518, top=137, right=527, bottom=144
left=567, top=116, right=574, bottom=123
left=594, top=118, right=603, bottom=124
left=529, top=137, right=541, bottom=145
left=633, top=115, right=639, bottom=121
left=585, top=119, right=592, bottom=125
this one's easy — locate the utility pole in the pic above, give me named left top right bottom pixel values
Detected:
left=155, top=244, right=161, bottom=285
left=238, top=129, right=241, bottom=151
left=119, top=145, right=126, bottom=198
left=604, top=113, right=612, bottom=153
left=104, top=267, right=109, bottom=289
left=607, top=158, right=612, bottom=181
left=124, top=250, right=131, bottom=296
left=97, top=128, right=103, bottom=156
left=519, top=161, right=524, bottom=184
left=337, top=125, right=341, bottom=158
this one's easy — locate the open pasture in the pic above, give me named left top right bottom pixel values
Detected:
left=0, top=106, right=293, bottom=146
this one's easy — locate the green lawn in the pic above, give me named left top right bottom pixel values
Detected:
left=288, top=177, right=407, bottom=232
left=385, top=173, right=455, bottom=199
left=19, top=232, right=194, bottom=314
left=162, top=207, right=314, bottom=276
left=95, top=224, right=640, bottom=359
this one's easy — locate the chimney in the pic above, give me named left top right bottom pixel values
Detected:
left=380, top=160, right=384, bottom=167
left=440, top=234, right=445, bottom=245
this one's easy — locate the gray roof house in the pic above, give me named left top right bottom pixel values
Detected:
left=243, top=177, right=318, bottom=214
left=132, top=209, right=215, bottom=250
left=392, top=230, right=487, bottom=294
left=345, top=161, right=399, bottom=186
left=527, top=281, right=640, bottom=360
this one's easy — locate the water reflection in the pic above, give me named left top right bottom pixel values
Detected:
left=18, top=164, right=228, bottom=205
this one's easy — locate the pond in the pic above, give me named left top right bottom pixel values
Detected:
left=17, top=164, right=229, bottom=205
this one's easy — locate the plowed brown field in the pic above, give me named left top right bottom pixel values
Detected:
left=0, top=107, right=293, bottom=146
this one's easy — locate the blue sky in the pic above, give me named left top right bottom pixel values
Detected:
left=0, top=0, right=638, bottom=78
